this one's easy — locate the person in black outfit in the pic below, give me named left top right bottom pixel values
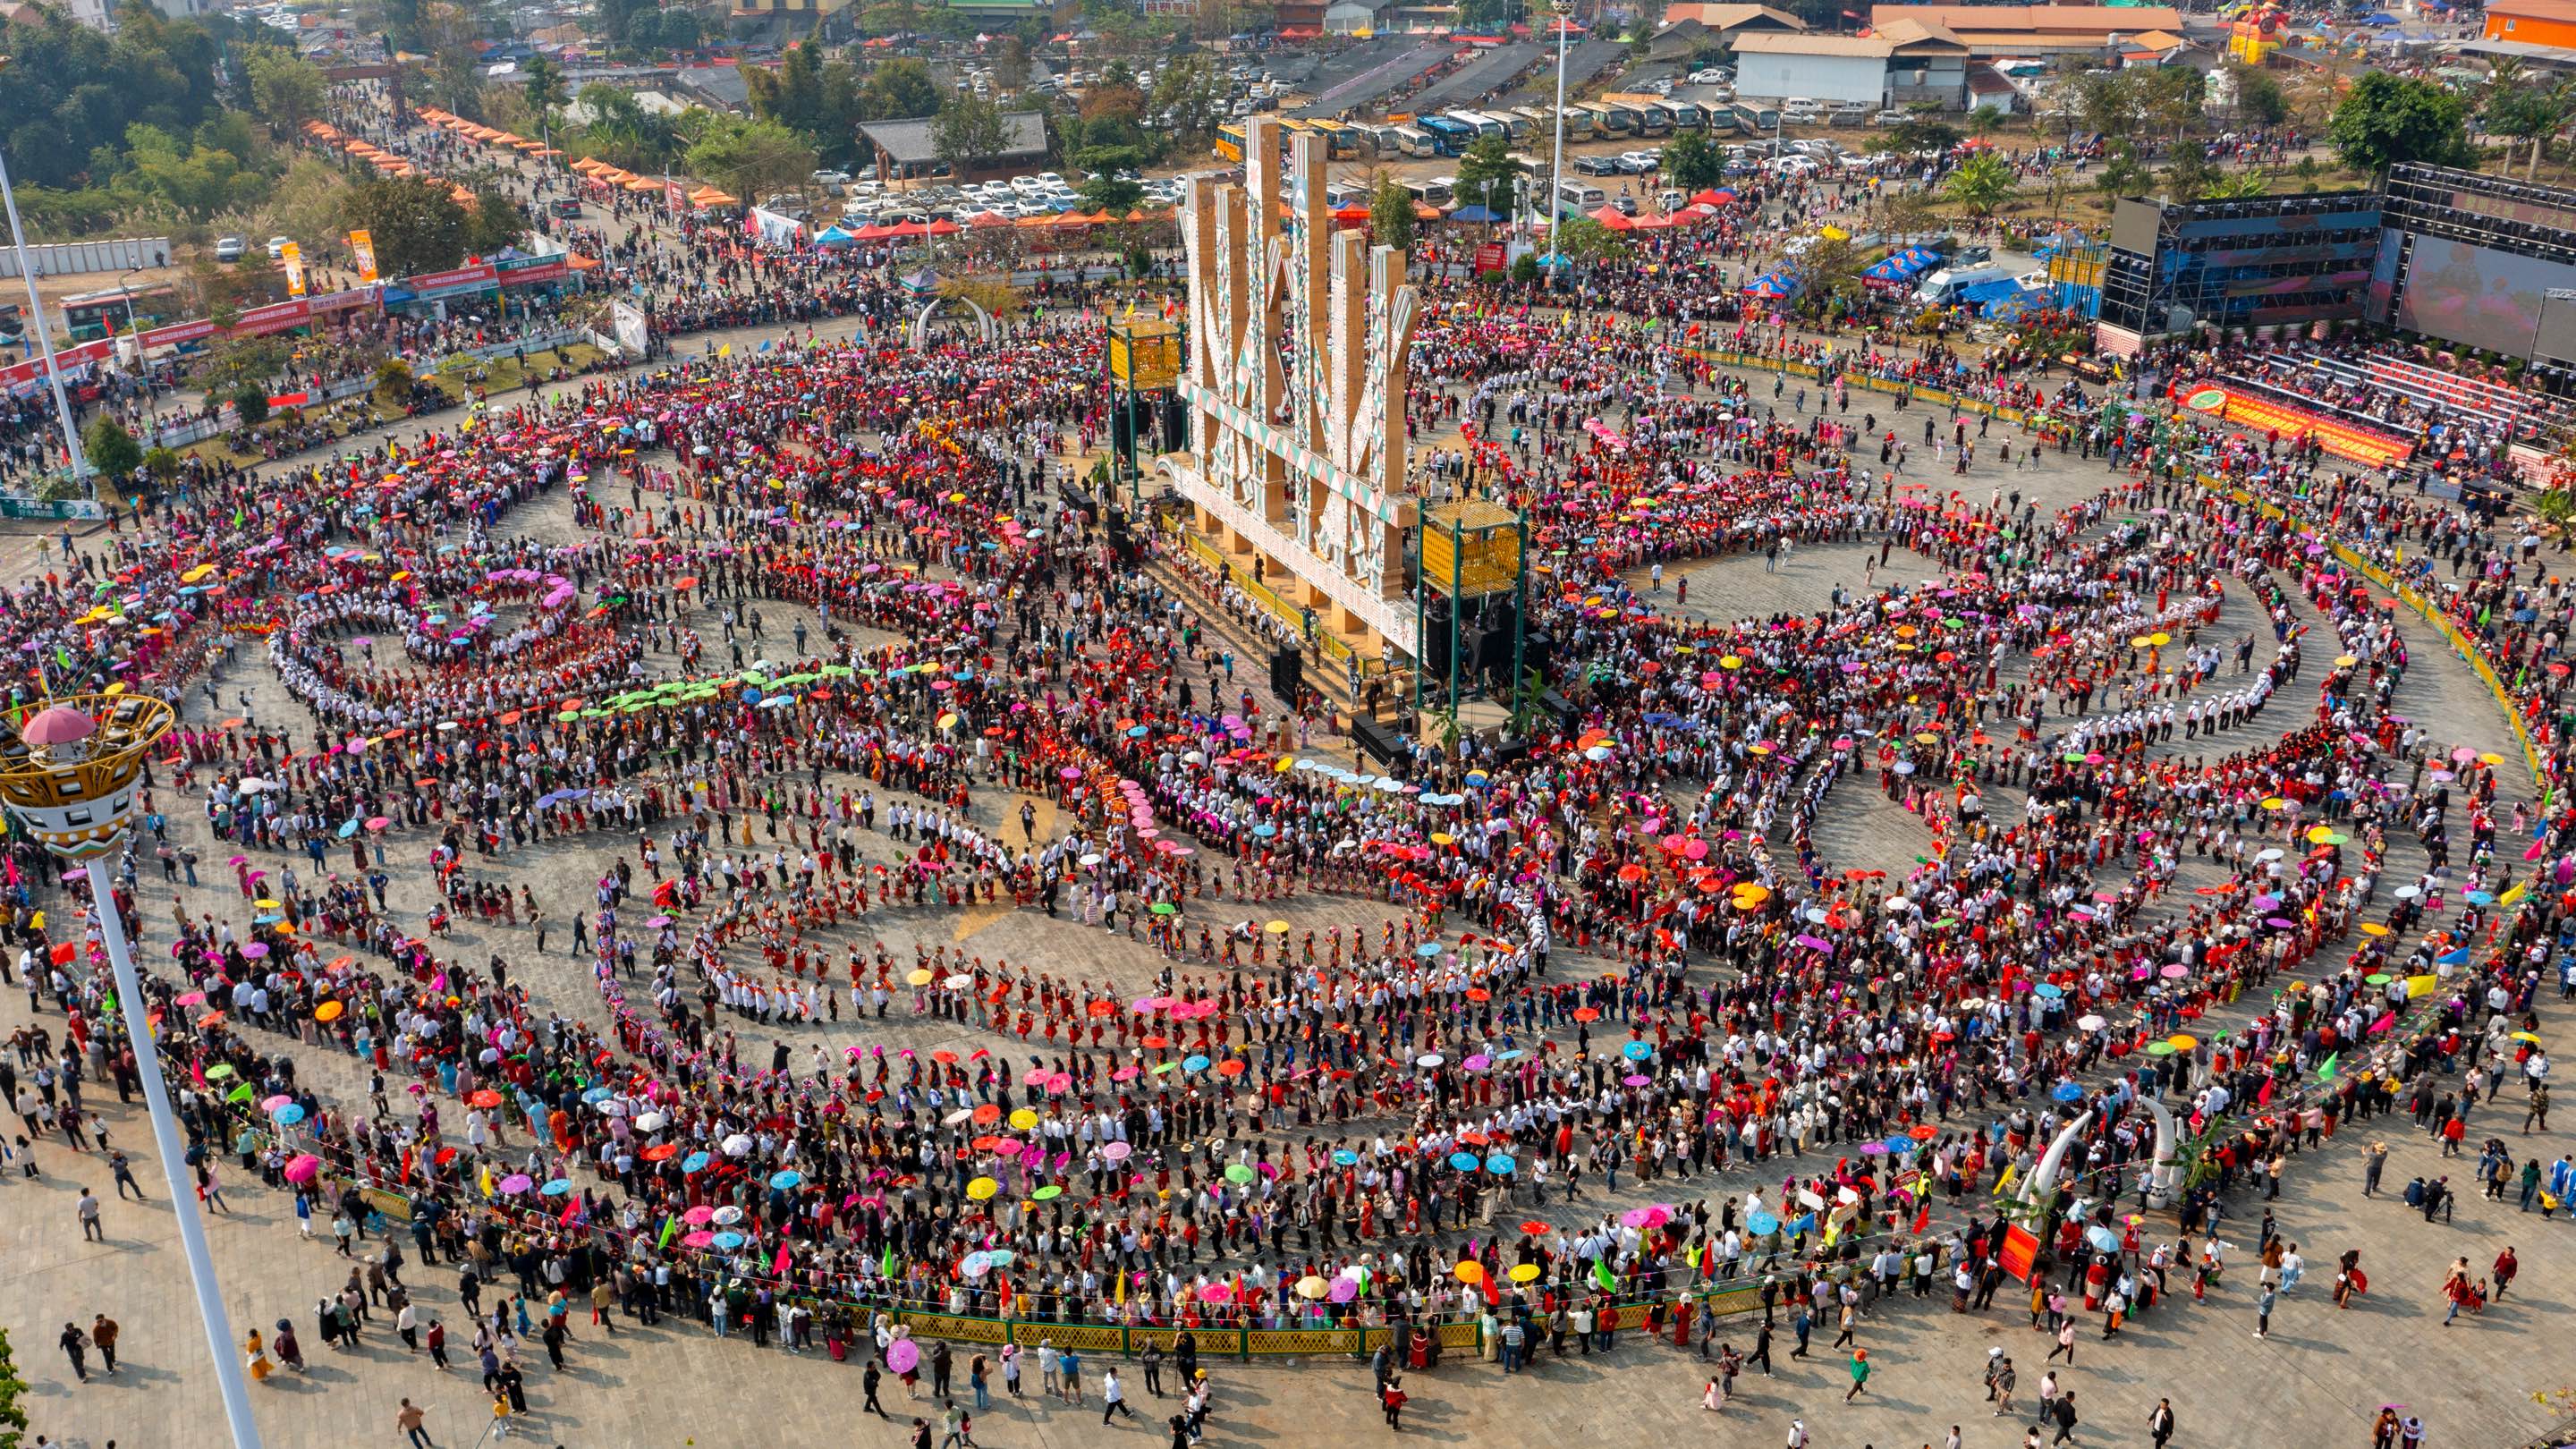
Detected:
left=2051, top=1391, right=2080, bottom=1445
left=866, top=1362, right=890, bottom=1417
left=1748, top=1322, right=1775, bottom=1377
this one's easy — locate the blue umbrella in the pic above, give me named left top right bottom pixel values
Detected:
left=337, top=818, right=361, bottom=838
left=1415, top=942, right=1442, bottom=957
left=769, top=1169, right=803, bottom=1190
left=1253, top=823, right=1277, bottom=837
left=1486, top=1153, right=1516, bottom=1175
left=1449, top=1151, right=1480, bottom=1171
left=2052, top=1082, right=2085, bottom=1103
left=581, top=1086, right=614, bottom=1103
left=1333, top=1149, right=1360, bottom=1165
left=710, top=1231, right=745, bottom=1250
left=682, top=1151, right=712, bottom=1174
left=1885, top=1135, right=1917, bottom=1156
left=274, top=1103, right=305, bottom=1125
left=1622, top=1041, right=1653, bottom=1061
left=2085, top=1225, right=2120, bottom=1251
left=2033, top=982, right=2064, bottom=999
left=540, top=1178, right=573, bottom=1197
left=1747, top=1210, right=1780, bottom=1236
left=1183, top=1054, right=1211, bottom=1073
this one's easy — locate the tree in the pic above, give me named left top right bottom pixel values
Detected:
left=596, top=0, right=657, bottom=55
left=2138, top=65, right=2207, bottom=142
left=2159, top=147, right=2219, bottom=204
left=1080, top=172, right=1146, bottom=215
left=1369, top=175, right=1416, bottom=252
left=0, top=6, right=226, bottom=190
left=0, top=1327, right=28, bottom=1449
left=1800, top=231, right=1864, bottom=311
left=140, top=445, right=182, bottom=491
left=232, top=386, right=271, bottom=427
left=2095, top=141, right=2149, bottom=203
left=2228, top=63, right=2290, bottom=127
left=686, top=115, right=818, bottom=204
left=933, top=92, right=1013, bottom=177
left=464, top=184, right=524, bottom=254
left=1967, top=103, right=2007, bottom=138
left=996, top=37, right=1031, bottom=93
left=1663, top=129, right=1723, bottom=192
left=2074, top=71, right=2140, bottom=140
left=858, top=58, right=944, bottom=121
left=1148, top=55, right=1226, bottom=140
left=262, top=156, right=350, bottom=250
left=343, top=175, right=472, bottom=277
left=1890, top=115, right=1962, bottom=157
left=574, top=82, right=681, bottom=170
left=2331, top=72, right=2474, bottom=178
left=1459, top=0, right=1520, bottom=28
left=1943, top=149, right=2017, bottom=217
left=521, top=55, right=568, bottom=121
left=2487, top=84, right=2561, bottom=181
left=1554, top=216, right=1627, bottom=264
left=1454, top=133, right=1526, bottom=217
left=81, top=417, right=140, bottom=481
left=243, top=47, right=326, bottom=138
left=1876, top=186, right=1936, bottom=242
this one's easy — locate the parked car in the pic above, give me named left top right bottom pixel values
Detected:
left=214, top=235, right=248, bottom=263
left=266, top=235, right=292, bottom=260
left=1872, top=109, right=1911, bottom=126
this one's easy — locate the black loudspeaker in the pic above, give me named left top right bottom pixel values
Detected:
left=1488, top=737, right=1530, bottom=769
left=1269, top=646, right=1303, bottom=703
left=1158, top=395, right=1190, bottom=451
left=1538, top=689, right=1577, bottom=732
left=1471, top=625, right=1514, bottom=673
left=1352, top=714, right=1405, bottom=767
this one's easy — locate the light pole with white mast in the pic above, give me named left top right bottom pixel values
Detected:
left=0, top=694, right=264, bottom=1449
left=1546, top=0, right=1572, bottom=262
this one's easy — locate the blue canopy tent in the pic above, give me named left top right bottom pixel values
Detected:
left=1957, top=277, right=2024, bottom=309
left=1983, top=286, right=2055, bottom=321
left=814, top=225, right=859, bottom=249
left=1449, top=204, right=1506, bottom=224
left=2361, top=12, right=2400, bottom=22
left=1743, top=273, right=1799, bottom=299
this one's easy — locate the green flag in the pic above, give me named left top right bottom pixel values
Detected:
left=881, top=1244, right=896, bottom=1279
left=1590, top=1257, right=1615, bottom=1292
left=2317, top=1053, right=2338, bottom=1082
left=54, top=647, right=71, bottom=671
left=657, top=1214, right=677, bottom=1250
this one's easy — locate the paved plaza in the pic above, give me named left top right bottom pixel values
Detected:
left=0, top=341, right=2567, bottom=1449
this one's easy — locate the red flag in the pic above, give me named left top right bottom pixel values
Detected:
left=398, top=1147, right=414, bottom=1184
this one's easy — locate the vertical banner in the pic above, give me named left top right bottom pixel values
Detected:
left=346, top=229, right=379, bottom=284
left=280, top=241, right=307, bottom=298
left=666, top=177, right=686, bottom=216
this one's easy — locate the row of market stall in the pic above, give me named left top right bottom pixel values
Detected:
left=301, top=120, right=479, bottom=209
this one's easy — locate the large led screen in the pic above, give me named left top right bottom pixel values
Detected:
left=2394, top=235, right=2576, bottom=359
